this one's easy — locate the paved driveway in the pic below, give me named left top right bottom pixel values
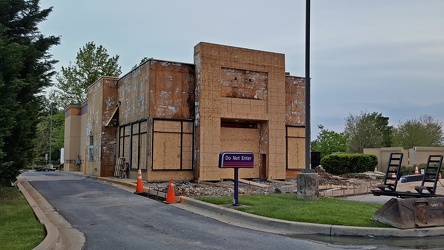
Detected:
left=23, top=172, right=350, bottom=250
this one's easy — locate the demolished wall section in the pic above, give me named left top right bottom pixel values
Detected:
left=148, top=60, right=195, bottom=119
left=285, top=76, right=305, bottom=126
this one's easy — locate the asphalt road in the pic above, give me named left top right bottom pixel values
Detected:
left=22, top=172, right=402, bottom=250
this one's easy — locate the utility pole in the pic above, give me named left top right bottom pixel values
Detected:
left=304, top=0, right=312, bottom=171
left=49, top=102, right=57, bottom=167
left=297, top=0, right=319, bottom=200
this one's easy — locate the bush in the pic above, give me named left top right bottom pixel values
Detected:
left=320, top=154, right=378, bottom=175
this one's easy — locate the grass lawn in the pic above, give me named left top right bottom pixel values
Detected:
left=0, top=186, right=45, bottom=250
left=200, top=194, right=388, bottom=228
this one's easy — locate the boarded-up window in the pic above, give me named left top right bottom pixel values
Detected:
left=152, top=120, right=193, bottom=170
left=286, top=126, right=305, bottom=169
left=118, top=120, right=148, bottom=170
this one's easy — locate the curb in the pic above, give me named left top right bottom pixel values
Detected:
left=97, top=176, right=444, bottom=237
left=17, top=177, right=85, bottom=250
left=69, top=175, right=444, bottom=238
left=177, top=196, right=444, bottom=238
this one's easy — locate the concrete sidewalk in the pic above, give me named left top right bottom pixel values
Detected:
left=19, top=172, right=444, bottom=250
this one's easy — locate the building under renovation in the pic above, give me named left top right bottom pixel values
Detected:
left=64, top=42, right=306, bottom=181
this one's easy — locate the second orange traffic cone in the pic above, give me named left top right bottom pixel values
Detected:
left=165, top=179, right=177, bottom=203
left=415, top=165, right=419, bottom=175
left=134, top=168, right=144, bottom=194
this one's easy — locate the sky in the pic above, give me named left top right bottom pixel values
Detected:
left=38, top=0, right=444, bottom=138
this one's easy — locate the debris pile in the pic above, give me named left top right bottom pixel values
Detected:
left=144, top=169, right=380, bottom=198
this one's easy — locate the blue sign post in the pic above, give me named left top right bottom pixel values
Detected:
left=218, top=152, right=254, bottom=206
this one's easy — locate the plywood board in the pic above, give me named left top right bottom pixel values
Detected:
left=218, top=126, right=260, bottom=179
left=153, top=133, right=181, bottom=170
left=181, top=133, right=193, bottom=170
left=154, top=120, right=181, bottom=133
left=287, top=137, right=305, bottom=169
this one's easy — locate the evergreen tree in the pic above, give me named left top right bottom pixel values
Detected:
left=0, top=0, right=59, bottom=186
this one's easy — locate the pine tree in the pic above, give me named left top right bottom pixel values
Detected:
left=0, top=0, right=59, bottom=186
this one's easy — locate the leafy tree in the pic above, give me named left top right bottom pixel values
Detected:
left=55, top=41, right=121, bottom=106
left=344, top=112, right=389, bottom=153
left=312, top=125, right=348, bottom=158
left=0, top=0, right=59, bottom=186
left=392, top=115, right=443, bottom=148
left=375, top=116, right=392, bottom=147
left=45, top=42, right=121, bottom=162
left=34, top=104, right=64, bottom=165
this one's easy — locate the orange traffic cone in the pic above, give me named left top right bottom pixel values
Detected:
left=165, top=179, right=176, bottom=203
left=134, top=168, right=144, bottom=194
left=415, top=165, right=419, bottom=175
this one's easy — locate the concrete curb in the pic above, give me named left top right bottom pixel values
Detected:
left=177, top=196, right=444, bottom=238
left=17, top=177, right=85, bottom=250
left=22, top=172, right=444, bottom=244
left=95, top=176, right=444, bottom=237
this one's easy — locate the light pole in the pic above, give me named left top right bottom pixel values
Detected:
left=304, top=0, right=312, bottom=171
left=49, top=102, right=57, bottom=167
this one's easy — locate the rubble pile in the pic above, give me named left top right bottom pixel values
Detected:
left=144, top=168, right=381, bottom=198
left=315, top=166, right=349, bottom=186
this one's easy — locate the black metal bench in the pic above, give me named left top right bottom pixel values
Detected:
left=414, top=155, right=443, bottom=195
left=377, top=152, right=403, bottom=192
left=372, top=154, right=444, bottom=198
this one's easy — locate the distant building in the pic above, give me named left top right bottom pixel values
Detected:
left=64, top=42, right=306, bottom=181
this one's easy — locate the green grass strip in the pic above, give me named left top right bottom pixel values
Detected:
left=0, top=186, right=45, bottom=250
left=200, top=194, right=388, bottom=228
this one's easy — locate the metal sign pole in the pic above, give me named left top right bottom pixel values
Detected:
left=233, top=168, right=239, bottom=206
left=218, top=152, right=254, bottom=206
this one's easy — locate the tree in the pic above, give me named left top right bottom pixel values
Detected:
left=131, top=57, right=150, bottom=70
left=312, top=125, right=348, bottom=158
left=33, top=104, right=64, bottom=165
left=344, top=112, right=389, bottom=153
left=392, top=115, right=443, bottom=148
left=0, top=0, right=59, bottom=186
left=55, top=41, right=121, bottom=106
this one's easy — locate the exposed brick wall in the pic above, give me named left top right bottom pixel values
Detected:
left=148, top=61, right=195, bottom=119
left=220, top=68, right=268, bottom=100
left=285, top=76, right=305, bottom=126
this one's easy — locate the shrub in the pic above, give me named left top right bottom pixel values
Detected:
left=399, top=164, right=444, bottom=176
left=321, top=154, right=378, bottom=175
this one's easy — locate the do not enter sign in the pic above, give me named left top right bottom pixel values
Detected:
left=218, top=152, right=254, bottom=206
left=218, top=152, right=254, bottom=168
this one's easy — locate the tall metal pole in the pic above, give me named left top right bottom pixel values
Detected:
left=304, top=0, right=311, bottom=170
left=49, top=102, right=56, bottom=167
left=49, top=104, right=53, bottom=166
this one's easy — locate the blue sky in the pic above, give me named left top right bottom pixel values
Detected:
left=38, top=0, right=444, bottom=137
